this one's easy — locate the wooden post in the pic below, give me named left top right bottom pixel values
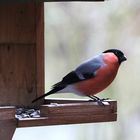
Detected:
left=0, top=3, right=44, bottom=106
left=36, top=3, right=45, bottom=106
left=0, top=107, right=17, bottom=140
left=0, top=3, right=44, bottom=140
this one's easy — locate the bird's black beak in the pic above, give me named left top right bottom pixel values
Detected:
left=122, top=56, right=127, bottom=62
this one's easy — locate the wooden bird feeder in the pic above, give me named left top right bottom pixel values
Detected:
left=0, top=1, right=117, bottom=140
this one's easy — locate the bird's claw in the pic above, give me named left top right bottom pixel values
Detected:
left=87, top=96, right=110, bottom=106
left=99, top=98, right=110, bottom=101
left=96, top=99, right=105, bottom=106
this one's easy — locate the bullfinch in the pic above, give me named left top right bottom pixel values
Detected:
left=32, top=49, right=127, bottom=104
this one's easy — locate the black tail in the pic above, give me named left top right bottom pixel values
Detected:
left=32, top=89, right=56, bottom=103
left=32, top=82, right=66, bottom=103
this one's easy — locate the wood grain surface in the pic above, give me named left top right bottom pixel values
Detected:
left=18, top=100, right=117, bottom=127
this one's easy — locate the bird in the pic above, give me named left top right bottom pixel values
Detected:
left=32, top=49, right=127, bottom=104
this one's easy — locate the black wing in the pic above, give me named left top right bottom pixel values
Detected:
left=53, top=70, right=96, bottom=88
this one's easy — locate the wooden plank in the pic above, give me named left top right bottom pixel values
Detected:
left=0, top=119, right=17, bottom=140
left=17, top=100, right=117, bottom=127
left=0, top=106, right=15, bottom=120
left=41, top=101, right=116, bottom=116
left=0, top=0, right=104, bottom=2
left=0, top=107, right=17, bottom=140
left=0, top=3, right=44, bottom=106
left=0, top=45, right=36, bottom=106
left=46, top=113, right=116, bottom=125
left=0, top=3, right=36, bottom=44
left=45, top=98, right=93, bottom=104
left=18, top=114, right=116, bottom=127
left=35, top=3, right=45, bottom=106
left=45, top=0, right=104, bottom=1
left=45, top=98, right=115, bottom=104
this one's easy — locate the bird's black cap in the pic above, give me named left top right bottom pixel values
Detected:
left=103, top=49, right=127, bottom=64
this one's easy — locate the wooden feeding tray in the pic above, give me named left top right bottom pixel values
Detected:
left=0, top=99, right=117, bottom=139
left=17, top=98, right=117, bottom=127
left=0, top=1, right=116, bottom=140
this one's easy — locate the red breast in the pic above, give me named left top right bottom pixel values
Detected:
left=74, top=53, right=120, bottom=96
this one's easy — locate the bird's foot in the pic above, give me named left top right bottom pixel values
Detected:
left=87, top=96, right=109, bottom=106
left=96, top=99, right=105, bottom=106
left=99, top=98, right=110, bottom=102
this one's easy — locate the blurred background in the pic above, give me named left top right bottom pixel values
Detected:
left=13, top=1, right=140, bottom=140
